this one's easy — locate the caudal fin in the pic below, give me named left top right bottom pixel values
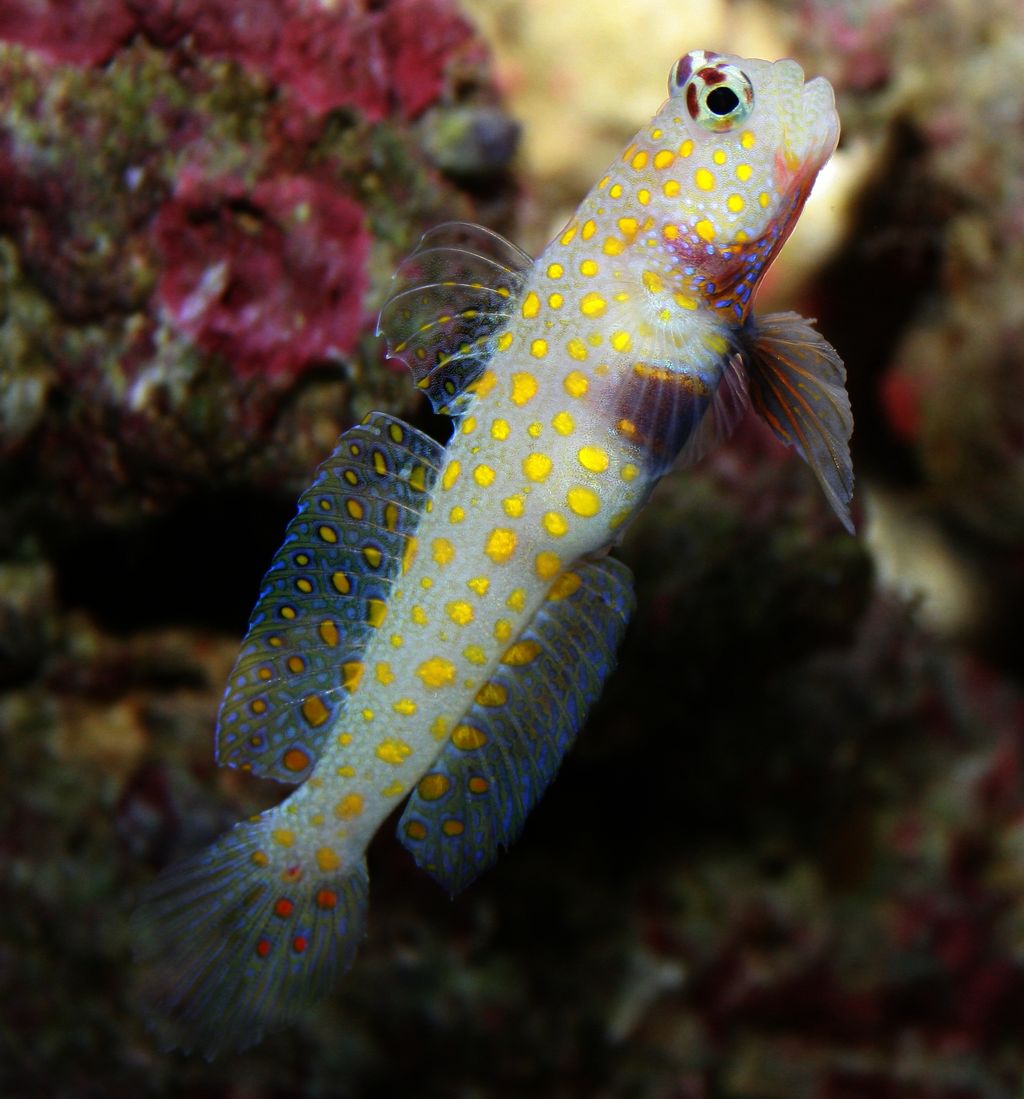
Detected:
left=129, top=819, right=368, bottom=1058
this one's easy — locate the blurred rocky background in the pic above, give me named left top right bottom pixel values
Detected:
left=3, top=0, right=1024, bottom=1096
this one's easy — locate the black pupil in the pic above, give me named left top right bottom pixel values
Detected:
left=706, top=86, right=740, bottom=115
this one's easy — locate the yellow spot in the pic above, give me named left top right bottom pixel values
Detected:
left=390, top=634, right=403, bottom=648
left=522, top=291, right=540, bottom=318
left=485, top=528, right=518, bottom=564
left=564, top=371, right=589, bottom=398
left=491, top=418, right=510, bottom=440
left=637, top=188, right=651, bottom=205
left=338, top=733, right=353, bottom=746
left=345, top=499, right=364, bottom=521
left=653, top=150, right=675, bottom=169
left=695, top=219, right=715, bottom=242
left=375, top=662, right=395, bottom=685
left=494, top=618, right=512, bottom=643
left=581, top=219, right=597, bottom=239
left=496, top=331, right=514, bottom=352
left=547, top=263, right=564, bottom=279
left=511, top=372, right=538, bottom=405
left=375, top=738, right=410, bottom=764
left=447, top=601, right=474, bottom=625
left=463, top=644, right=487, bottom=665
left=610, top=330, right=632, bottom=354
left=402, top=536, right=418, bottom=574
left=279, top=606, right=296, bottom=620
left=503, top=494, right=525, bottom=518
left=431, top=715, right=450, bottom=740
left=663, top=224, right=679, bottom=241
left=622, top=463, right=639, bottom=481
left=405, top=821, right=426, bottom=840
left=580, top=292, right=607, bottom=318
left=523, top=453, right=553, bottom=482
left=467, top=576, right=490, bottom=596
left=455, top=725, right=490, bottom=754
left=432, top=537, right=455, bottom=566
left=507, top=588, right=526, bottom=612
left=535, top=551, right=561, bottom=580
left=528, top=421, right=542, bottom=438
left=674, top=291, right=698, bottom=311
left=475, top=682, right=508, bottom=707
left=602, top=238, right=624, bottom=256
left=461, top=416, right=477, bottom=435
left=361, top=708, right=374, bottom=722
left=418, top=773, right=450, bottom=800
left=578, top=445, right=610, bottom=473
left=695, top=168, right=715, bottom=191
left=382, top=780, right=404, bottom=797
left=287, top=655, right=305, bottom=673
left=411, top=606, right=428, bottom=625
left=503, top=640, right=541, bottom=665
left=547, top=571, right=582, bottom=601
left=642, top=270, right=664, bottom=294
left=272, top=828, right=295, bottom=847
left=727, top=194, right=745, bottom=213
left=473, top=464, right=496, bottom=487
left=560, top=225, right=577, bottom=245
left=530, top=338, right=548, bottom=359
left=618, top=217, right=639, bottom=237
left=363, top=545, right=382, bottom=569
left=315, top=847, right=342, bottom=871
left=549, top=292, right=564, bottom=309
left=367, top=599, right=387, bottom=628
left=416, top=657, right=457, bottom=689
left=736, top=163, right=753, bottom=182
left=679, top=138, right=693, bottom=157
left=543, top=512, right=569, bottom=537
left=318, top=525, right=337, bottom=544
left=328, top=570, right=348, bottom=593
left=712, top=149, right=727, bottom=165
left=740, top=130, right=755, bottom=149
left=630, top=150, right=648, bottom=170
left=567, top=486, right=601, bottom=517
left=341, top=661, right=364, bottom=691
left=663, top=179, right=681, bottom=198
left=580, top=259, right=599, bottom=277
left=567, top=338, right=588, bottom=361
left=442, top=460, right=461, bottom=491
left=552, top=411, right=574, bottom=435
left=390, top=698, right=418, bottom=717
left=468, top=369, right=497, bottom=397
left=301, top=695, right=330, bottom=727
left=609, top=183, right=623, bottom=198
left=252, top=851, right=270, bottom=867
left=704, top=332, right=728, bottom=354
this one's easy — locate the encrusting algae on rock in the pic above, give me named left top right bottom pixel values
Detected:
left=130, top=49, right=851, bottom=1056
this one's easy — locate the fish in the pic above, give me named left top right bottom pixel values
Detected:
left=130, top=49, right=850, bottom=1056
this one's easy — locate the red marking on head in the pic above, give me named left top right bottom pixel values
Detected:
left=686, top=83, right=699, bottom=119
left=256, top=938, right=271, bottom=957
left=292, top=935, right=308, bottom=953
left=316, top=888, right=338, bottom=910
left=274, top=897, right=294, bottom=918
left=697, top=66, right=726, bottom=86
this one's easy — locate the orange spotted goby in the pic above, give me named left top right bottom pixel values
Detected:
left=131, top=50, right=851, bottom=1055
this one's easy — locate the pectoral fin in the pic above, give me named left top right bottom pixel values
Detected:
left=746, top=311, right=854, bottom=532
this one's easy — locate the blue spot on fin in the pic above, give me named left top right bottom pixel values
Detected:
left=398, top=555, right=635, bottom=895
left=216, top=412, right=444, bottom=784
left=376, top=221, right=532, bottom=416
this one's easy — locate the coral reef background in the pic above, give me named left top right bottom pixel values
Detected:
left=4, top=1, right=1024, bottom=1095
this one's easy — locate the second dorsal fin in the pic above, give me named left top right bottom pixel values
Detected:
left=376, top=222, right=532, bottom=416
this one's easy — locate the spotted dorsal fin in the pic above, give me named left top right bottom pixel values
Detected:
left=746, top=311, right=854, bottom=532
left=216, top=413, right=444, bottom=784
left=397, top=556, right=635, bottom=895
left=376, top=221, right=532, bottom=415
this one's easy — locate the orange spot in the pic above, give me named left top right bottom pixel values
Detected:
left=405, top=820, right=427, bottom=840
left=442, top=819, right=465, bottom=836
left=282, top=748, right=310, bottom=773
left=301, top=694, right=330, bottom=727
left=274, top=897, right=294, bottom=918
left=286, top=655, right=305, bottom=674
left=316, top=889, right=338, bottom=910
left=468, top=776, right=489, bottom=794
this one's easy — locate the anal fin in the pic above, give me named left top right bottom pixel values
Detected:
left=398, top=556, right=635, bottom=895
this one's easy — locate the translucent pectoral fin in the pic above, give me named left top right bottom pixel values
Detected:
left=398, top=556, right=635, bottom=895
left=216, top=413, right=444, bottom=784
left=747, top=311, right=855, bottom=532
left=376, top=221, right=532, bottom=415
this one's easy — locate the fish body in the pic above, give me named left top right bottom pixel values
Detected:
left=131, top=50, right=850, bottom=1056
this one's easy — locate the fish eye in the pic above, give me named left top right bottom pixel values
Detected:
left=670, top=55, right=754, bottom=132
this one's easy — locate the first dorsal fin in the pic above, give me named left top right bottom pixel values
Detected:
left=746, top=311, right=854, bottom=532
left=397, top=556, right=635, bottom=895
left=376, top=222, right=532, bottom=415
left=216, top=413, right=444, bottom=784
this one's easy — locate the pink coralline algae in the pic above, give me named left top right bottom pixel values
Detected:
left=155, top=174, right=370, bottom=383
left=0, top=0, right=484, bottom=120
